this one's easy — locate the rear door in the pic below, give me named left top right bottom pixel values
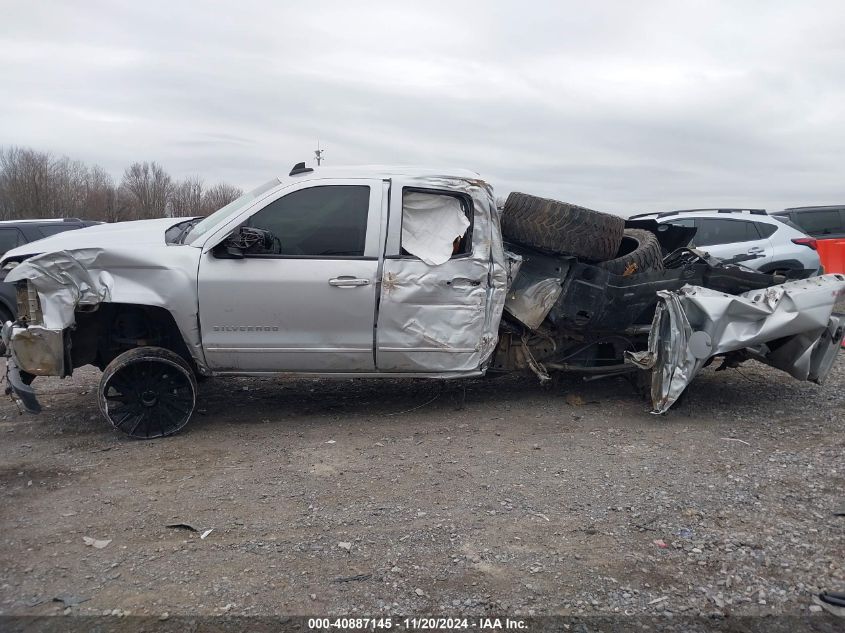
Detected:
left=375, top=181, right=493, bottom=372
left=691, top=218, right=773, bottom=268
left=197, top=179, right=385, bottom=372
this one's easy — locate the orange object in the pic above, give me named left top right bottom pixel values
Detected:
left=822, top=239, right=845, bottom=347
left=816, top=239, right=845, bottom=274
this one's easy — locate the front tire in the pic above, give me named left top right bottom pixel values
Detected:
left=98, top=347, right=197, bottom=439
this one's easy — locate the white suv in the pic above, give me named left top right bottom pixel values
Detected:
left=630, top=209, right=822, bottom=275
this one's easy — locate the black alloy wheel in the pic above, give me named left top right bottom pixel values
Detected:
left=98, top=347, right=197, bottom=439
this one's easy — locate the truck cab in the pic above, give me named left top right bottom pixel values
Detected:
left=186, top=166, right=508, bottom=375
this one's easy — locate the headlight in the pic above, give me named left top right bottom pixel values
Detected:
left=2, top=261, right=19, bottom=271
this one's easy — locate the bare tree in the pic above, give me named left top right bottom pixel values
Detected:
left=0, top=147, right=54, bottom=219
left=0, top=146, right=242, bottom=222
left=85, top=165, right=119, bottom=222
left=119, top=161, right=173, bottom=219
left=52, top=156, right=90, bottom=218
left=201, top=182, right=243, bottom=215
left=170, top=176, right=205, bottom=217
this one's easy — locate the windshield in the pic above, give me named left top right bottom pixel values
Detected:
left=183, top=177, right=281, bottom=245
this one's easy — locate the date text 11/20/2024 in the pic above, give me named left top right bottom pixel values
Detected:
left=307, top=618, right=528, bottom=630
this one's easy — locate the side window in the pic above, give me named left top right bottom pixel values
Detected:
left=247, top=185, right=370, bottom=257
left=756, top=222, right=777, bottom=238
left=400, top=190, right=472, bottom=266
left=792, top=210, right=844, bottom=237
left=38, top=225, right=79, bottom=238
left=0, top=228, right=24, bottom=257
left=694, top=219, right=757, bottom=246
left=665, top=218, right=695, bottom=245
left=667, top=218, right=695, bottom=227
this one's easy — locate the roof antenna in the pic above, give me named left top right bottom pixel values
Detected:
left=314, top=140, right=325, bottom=166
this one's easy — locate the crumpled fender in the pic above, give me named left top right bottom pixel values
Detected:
left=6, top=246, right=207, bottom=372
left=627, top=273, right=845, bottom=413
left=7, top=249, right=110, bottom=329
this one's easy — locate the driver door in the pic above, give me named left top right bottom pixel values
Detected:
left=197, top=179, right=385, bottom=372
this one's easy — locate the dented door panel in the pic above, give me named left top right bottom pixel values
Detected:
left=375, top=177, right=509, bottom=372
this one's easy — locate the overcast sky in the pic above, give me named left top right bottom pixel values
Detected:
left=1, top=0, right=844, bottom=215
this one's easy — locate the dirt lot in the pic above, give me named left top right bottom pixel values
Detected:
left=0, top=348, right=843, bottom=622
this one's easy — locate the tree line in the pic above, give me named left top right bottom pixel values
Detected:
left=0, top=146, right=243, bottom=222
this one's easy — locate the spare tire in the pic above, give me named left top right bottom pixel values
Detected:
left=502, top=192, right=625, bottom=261
left=598, top=228, right=664, bottom=275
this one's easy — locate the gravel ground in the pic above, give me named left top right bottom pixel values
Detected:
left=0, top=344, right=843, bottom=625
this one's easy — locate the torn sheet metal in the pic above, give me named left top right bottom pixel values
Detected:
left=505, top=277, right=562, bottom=331
left=376, top=175, right=509, bottom=372
left=400, top=191, right=470, bottom=266
left=628, top=274, right=845, bottom=413
left=503, top=249, right=570, bottom=331
left=6, top=250, right=111, bottom=329
left=503, top=249, right=523, bottom=287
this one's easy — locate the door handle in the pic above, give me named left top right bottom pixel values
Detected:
left=747, top=246, right=764, bottom=254
left=328, top=277, right=370, bottom=287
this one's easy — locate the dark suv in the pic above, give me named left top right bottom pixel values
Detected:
left=770, top=205, right=845, bottom=239
left=0, top=218, right=101, bottom=321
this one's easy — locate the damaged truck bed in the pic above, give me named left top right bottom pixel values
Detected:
left=2, top=165, right=844, bottom=438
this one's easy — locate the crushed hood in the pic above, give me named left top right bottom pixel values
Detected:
left=1, top=218, right=184, bottom=263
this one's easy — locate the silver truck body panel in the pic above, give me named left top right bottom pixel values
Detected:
left=627, top=274, right=845, bottom=413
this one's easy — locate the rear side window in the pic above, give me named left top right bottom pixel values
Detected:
left=693, top=219, right=760, bottom=246
left=790, top=210, right=845, bottom=237
left=667, top=218, right=695, bottom=228
left=247, top=185, right=370, bottom=257
left=400, top=190, right=472, bottom=265
left=755, top=222, right=777, bottom=238
left=0, top=228, right=24, bottom=257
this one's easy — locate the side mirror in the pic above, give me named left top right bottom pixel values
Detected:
left=224, top=237, right=246, bottom=259
left=216, top=227, right=275, bottom=258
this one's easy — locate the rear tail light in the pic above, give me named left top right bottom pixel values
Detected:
left=792, top=237, right=817, bottom=250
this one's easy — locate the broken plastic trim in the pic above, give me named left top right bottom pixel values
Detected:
left=4, top=354, right=41, bottom=413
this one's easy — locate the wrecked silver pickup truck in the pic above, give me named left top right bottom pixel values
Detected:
left=2, top=164, right=844, bottom=438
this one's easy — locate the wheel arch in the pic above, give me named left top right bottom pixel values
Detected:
left=70, top=302, right=206, bottom=376
left=0, top=297, right=14, bottom=322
